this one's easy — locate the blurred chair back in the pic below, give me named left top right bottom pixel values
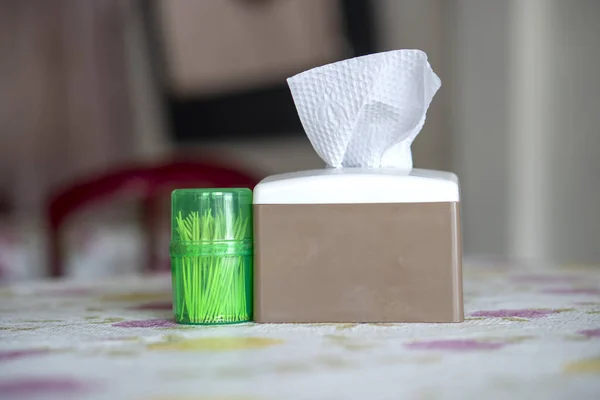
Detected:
left=47, top=159, right=259, bottom=277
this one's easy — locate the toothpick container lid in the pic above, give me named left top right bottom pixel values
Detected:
left=170, top=188, right=253, bottom=325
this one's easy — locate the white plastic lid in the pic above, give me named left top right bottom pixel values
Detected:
left=253, top=168, right=460, bottom=205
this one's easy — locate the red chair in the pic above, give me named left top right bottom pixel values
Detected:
left=46, top=159, right=260, bottom=278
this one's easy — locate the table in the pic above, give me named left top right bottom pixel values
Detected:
left=1, top=261, right=600, bottom=399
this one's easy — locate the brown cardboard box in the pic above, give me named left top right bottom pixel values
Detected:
left=253, top=168, right=463, bottom=323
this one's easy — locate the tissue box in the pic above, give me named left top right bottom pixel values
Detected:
left=253, top=168, right=463, bottom=323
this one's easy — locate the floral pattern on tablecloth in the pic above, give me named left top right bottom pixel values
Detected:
left=1, top=261, right=600, bottom=400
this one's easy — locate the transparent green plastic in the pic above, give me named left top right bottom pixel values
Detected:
left=170, top=188, right=253, bottom=324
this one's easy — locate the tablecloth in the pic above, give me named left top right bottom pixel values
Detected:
left=1, top=261, right=600, bottom=400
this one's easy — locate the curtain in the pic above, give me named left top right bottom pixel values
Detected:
left=0, top=0, right=136, bottom=218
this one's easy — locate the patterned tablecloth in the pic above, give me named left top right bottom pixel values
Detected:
left=1, top=261, right=600, bottom=400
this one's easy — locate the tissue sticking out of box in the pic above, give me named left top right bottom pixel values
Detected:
left=287, top=49, right=441, bottom=170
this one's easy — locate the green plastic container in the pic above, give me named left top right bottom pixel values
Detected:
left=170, top=188, right=253, bottom=324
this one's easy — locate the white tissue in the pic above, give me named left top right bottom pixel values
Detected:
left=287, top=49, right=441, bottom=170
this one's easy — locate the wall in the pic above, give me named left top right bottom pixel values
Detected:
left=536, top=0, right=600, bottom=263
left=455, top=0, right=600, bottom=263
left=453, top=0, right=512, bottom=258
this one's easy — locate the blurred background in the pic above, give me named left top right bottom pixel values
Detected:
left=1, top=0, right=599, bottom=282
